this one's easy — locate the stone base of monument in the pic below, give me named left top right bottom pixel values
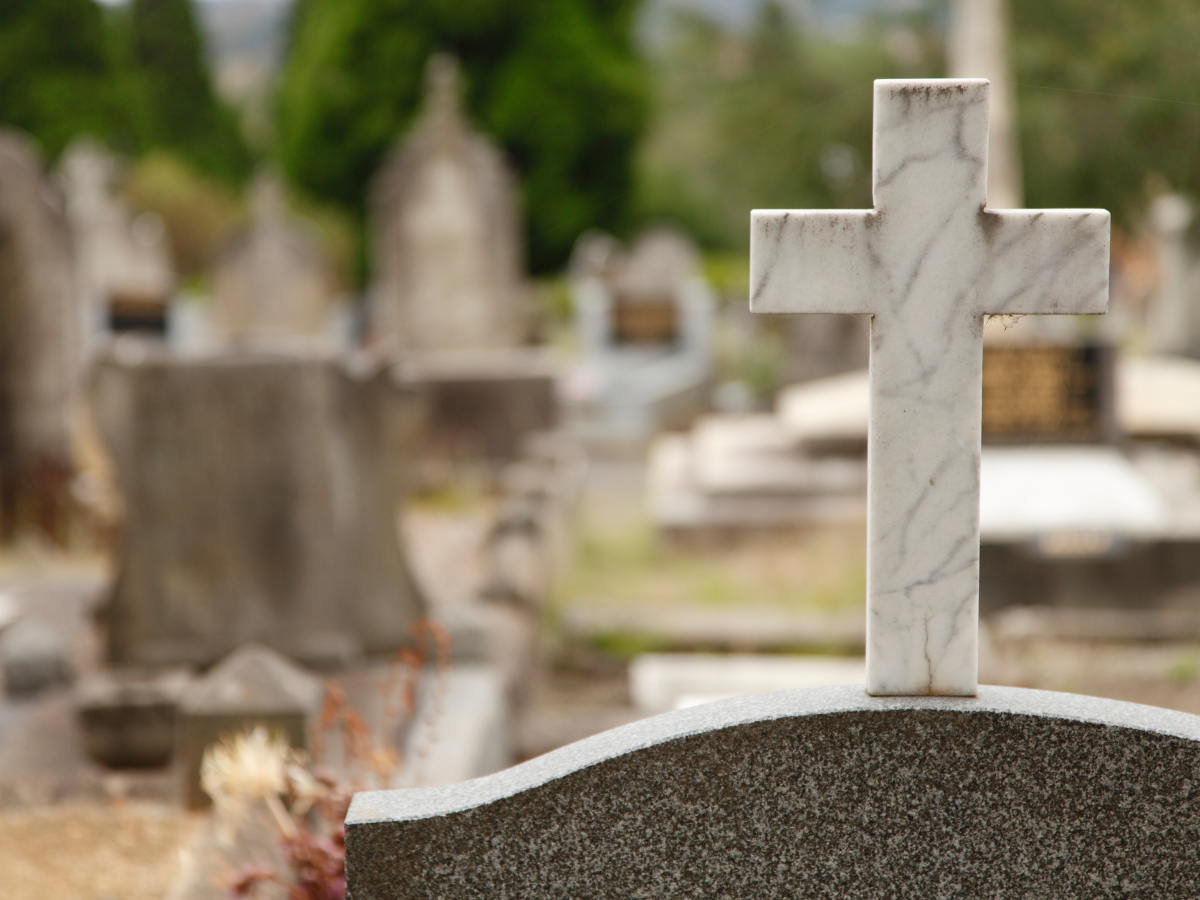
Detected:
left=75, top=666, right=192, bottom=768
left=395, top=350, right=559, bottom=479
left=347, top=685, right=1200, bottom=897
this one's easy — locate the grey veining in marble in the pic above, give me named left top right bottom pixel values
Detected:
left=750, top=80, right=1110, bottom=695
left=346, top=685, right=1200, bottom=899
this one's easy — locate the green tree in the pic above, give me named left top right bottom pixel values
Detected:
left=124, top=0, right=251, bottom=182
left=1011, top=0, right=1200, bottom=229
left=0, top=0, right=120, bottom=158
left=635, top=3, right=937, bottom=249
left=276, top=0, right=647, bottom=273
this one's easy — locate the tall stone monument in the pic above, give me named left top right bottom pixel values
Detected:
left=371, top=54, right=524, bottom=351
left=0, top=129, right=80, bottom=538
left=212, top=173, right=337, bottom=345
left=371, top=54, right=556, bottom=469
left=343, top=83, right=1200, bottom=898
left=91, top=348, right=428, bottom=668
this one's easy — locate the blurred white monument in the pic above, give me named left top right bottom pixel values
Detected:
left=569, top=228, right=714, bottom=441
left=60, top=139, right=174, bottom=342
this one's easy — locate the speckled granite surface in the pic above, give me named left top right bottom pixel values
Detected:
left=346, top=685, right=1200, bottom=899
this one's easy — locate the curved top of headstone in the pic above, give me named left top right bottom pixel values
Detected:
left=350, top=684, right=1200, bottom=824
left=347, top=685, right=1200, bottom=898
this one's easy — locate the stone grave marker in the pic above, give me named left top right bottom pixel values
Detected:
left=371, top=54, right=524, bottom=352
left=177, top=642, right=323, bottom=808
left=750, top=78, right=1109, bottom=695
left=60, top=139, right=175, bottom=340
left=90, top=348, right=428, bottom=668
left=212, top=173, right=336, bottom=344
left=0, top=129, right=81, bottom=539
left=343, top=81, right=1200, bottom=897
left=570, top=228, right=715, bottom=440
left=371, top=54, right=558, bottom=470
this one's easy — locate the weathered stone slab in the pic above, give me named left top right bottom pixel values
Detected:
left=91, top=348, right=428, bottom=667
left=395, top=350, right=558, bottom=467
left=347, top=684, right=1200, bottom=898
left=630, top=653, right=865, bottom=713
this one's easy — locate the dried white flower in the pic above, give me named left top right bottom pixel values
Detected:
left=201, top=726, right=296, bottom=843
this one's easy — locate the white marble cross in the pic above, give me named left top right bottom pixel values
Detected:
left=751, top=80, right=1110, bottom=696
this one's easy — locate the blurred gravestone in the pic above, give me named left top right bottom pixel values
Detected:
left=371, top=54, right=556, bottom=469
left=213, top=173, right=337, bottom=345
left=91, top=348, right=427, bottom=668
left=570, top=228, right=714, bottom=440
left=60, top=139, right=174, bottom=339
left=177, top=642, right=323, bottom=809
left=371, top=54, right=524, bottom=352
left=0, top=129, right=80, bottom=540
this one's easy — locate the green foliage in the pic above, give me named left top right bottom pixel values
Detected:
left=1012, top=0, right=1200, bottom=229
left=0, top=0, right=121, bottom=158
left=123, top=151, right=244, bottom=281
left=120, top=0, right=252, bottom=183
left=275, top=0, right=647, bottom=273
left=637, top=4, right=939, bottom=250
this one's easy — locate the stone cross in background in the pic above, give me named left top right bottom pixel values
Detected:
left=750, top=80, right=1110, bottom=696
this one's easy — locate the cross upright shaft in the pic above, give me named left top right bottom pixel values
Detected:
left=751, top=80, right=1110, bottom=696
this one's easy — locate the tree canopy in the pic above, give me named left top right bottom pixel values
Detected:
left=121, top=0, right=251, bottom=181
left=275, top=0, right=647, bottom=273
left=0, top=0, right=119, bottom=159
left=1012, top=0, right=1200, bottom=229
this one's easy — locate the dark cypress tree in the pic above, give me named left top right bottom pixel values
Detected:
left=128, top=0, right=251, bottom=182
left=0, top=0, right=118, bottom=158
left=275, top=0, right=647, bottom=273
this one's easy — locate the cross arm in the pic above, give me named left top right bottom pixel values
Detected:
left=976, top=209, right=1110, bottom=316
left=750, top=210, right=880, bottom=315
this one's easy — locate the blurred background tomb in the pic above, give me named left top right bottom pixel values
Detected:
left=211, top=172, right=344, bottom=349
left=372, top=55, right=559, bottom=475
left=60, top=140, right=175, bottom=342
left=0, top=131, right=80, bottom=545
left=567, top=227, right=715, bottom=445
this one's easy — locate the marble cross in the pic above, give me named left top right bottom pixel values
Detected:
left=751, top=79, right=1109, bottom=696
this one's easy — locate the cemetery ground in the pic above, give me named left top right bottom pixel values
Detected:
left=6, top=459, right=1200, bottom=896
